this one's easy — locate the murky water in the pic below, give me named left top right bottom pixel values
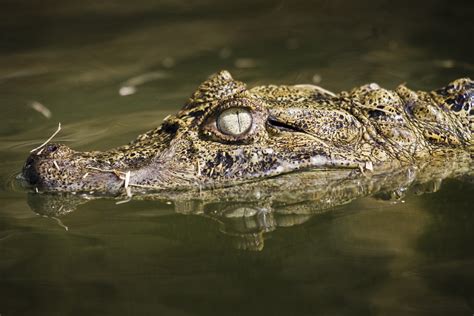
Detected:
left=1, top=0, right=473, bottom=315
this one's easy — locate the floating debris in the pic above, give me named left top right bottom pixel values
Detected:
left=124, top=71, right=168, bottom=86
left=119, top=71, right=168, bottom=96
left=116, top=186, right=133, bottom=204
left=51, top=216, right=69, bottom=231
left=119, top=86, right=136, bottom=96
left=30, top=122, right=61, bottom=154
left=29, top=101, right=52, bottom=119
left=115, top=197, right=132, bottom=205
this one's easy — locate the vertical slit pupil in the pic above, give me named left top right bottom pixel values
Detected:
left=236, top=110, right=241, bottom=133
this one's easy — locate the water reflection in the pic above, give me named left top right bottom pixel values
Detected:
left=2, top=164, right=471, bottom=314
left=25, top=150, right=471, bottom=251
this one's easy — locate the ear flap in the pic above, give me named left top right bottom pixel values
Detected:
left=186, top=70, right=246, bottom=108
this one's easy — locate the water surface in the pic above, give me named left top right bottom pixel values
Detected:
left=1, top=0, right=473, bottom=315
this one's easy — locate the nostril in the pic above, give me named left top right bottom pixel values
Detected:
left=45, top=144, right=58, bottom=154
left=25, top=155, right=35, bottom=168
left=35, top=143, right=69, bottom=158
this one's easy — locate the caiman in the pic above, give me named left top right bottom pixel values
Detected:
left=21, top=71, right=473, bottom=250
left=22, top=71, right=472, bottom=194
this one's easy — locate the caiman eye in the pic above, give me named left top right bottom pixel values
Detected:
left=217, top=108, right=253, bottom=136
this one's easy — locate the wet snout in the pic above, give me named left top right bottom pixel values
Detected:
left=22, top=143, right=126, bottom=193
left=22, top=143, right=74, bottom=186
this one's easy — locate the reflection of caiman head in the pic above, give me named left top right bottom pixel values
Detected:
left=26, top=154, right=472, bottom=251
left=22, top=71, right=472, bottom=194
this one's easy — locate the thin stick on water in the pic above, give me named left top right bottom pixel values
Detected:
left=30, top=122, right=62, bottom=154
left=116, top=186, right=133, bottom=204
left=51, top=216, right=69, bottom=231
left=115, top=197, right=132, bottom=205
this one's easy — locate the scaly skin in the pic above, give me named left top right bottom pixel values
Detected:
left=22, top=71, right=472, bottom=194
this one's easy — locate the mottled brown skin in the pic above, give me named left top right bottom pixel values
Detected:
left=22, top=71, right=473, bottom=194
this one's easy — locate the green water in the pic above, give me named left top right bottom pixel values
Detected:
left=1, top=0, right=473, bottom=315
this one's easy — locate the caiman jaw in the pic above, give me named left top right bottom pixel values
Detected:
left=23, top=140, right=197, bottom=193
left=23, top=144, right=125, bottom=193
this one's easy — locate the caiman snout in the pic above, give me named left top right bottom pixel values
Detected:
left=23, top=143, right=74, bottom=186
left=22, top=143, right=123, bottom=193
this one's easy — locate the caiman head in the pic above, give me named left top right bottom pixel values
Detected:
left=22, top=71, right=473, bottom=194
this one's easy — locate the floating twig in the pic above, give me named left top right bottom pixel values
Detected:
left=30, top=101, right=52, bottom=119
left=30, top=122, right=62, bottom=154
left=119, top=71, right=168, bottom=96
left=115, top=197, right=132, bottom=205
left=51, top=216, right=69, bottom=231
left=115, top=185, right=133, bottom=204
